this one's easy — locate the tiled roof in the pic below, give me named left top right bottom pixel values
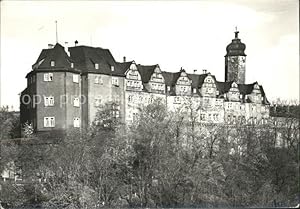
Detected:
left=216, top=81, right=233, bottom=94
left=116, top=61, right=134, bottom=75
left=161, top=71, right=181, bottom=87
left=238, top=83, right=256, bottom=95
left=32, top=43, right=74, bottom=70
left=259, top=85, right=270, bottom=104
left=137, top=64, right=157, bottom=83
left=29, top=43, right=268, bottom=102
left=69, top=46, right=122, bottom=75
left=226, top=32, right=246, bottom=56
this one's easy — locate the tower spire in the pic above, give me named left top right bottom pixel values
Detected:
left=55, top=20, right=58, bottom=43
left=234, top=26, right=239, bottom=39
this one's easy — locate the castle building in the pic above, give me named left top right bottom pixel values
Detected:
left=20, top=31, right=270, bottom=134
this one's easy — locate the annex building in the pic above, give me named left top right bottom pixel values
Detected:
left=20, top=31, right=270, bottom=134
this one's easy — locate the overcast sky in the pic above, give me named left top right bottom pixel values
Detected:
left=1, top=0, right=299, bottom=110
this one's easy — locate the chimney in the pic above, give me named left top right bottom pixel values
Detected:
left=48, top=44, right=54, bottom=49
left=75, top=40, right=78, bottom=46
left=123, top=56, right=126, bottom=63
left=193, top=69, right=197, bottom=74
left=64, top=42, right=70, bottom=56
left=202, top=69, right=207, bottom=74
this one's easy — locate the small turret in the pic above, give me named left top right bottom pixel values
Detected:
left=225, top=29, right=247, bottom=84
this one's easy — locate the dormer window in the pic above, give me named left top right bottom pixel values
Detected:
left=50, top=61, right=55, bottom=67
left=167, top=86, right=171, bottom=92
left=73, top=74, right=79, bottom=83
left=71, top=63, right=74, bottom=68
left=44, top=73, right=53, bottom=82
left=112, top=77, right=119, bottom=86
left=95, top=63, right=99, bottom=69
left=111, top=66, right=115, bottom=72
left=193, top=88, right=197, bottom=94
left=95, top=75, right=103, bottom=84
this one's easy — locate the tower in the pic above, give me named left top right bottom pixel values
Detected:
left=225, top=30, right=246, bottom=84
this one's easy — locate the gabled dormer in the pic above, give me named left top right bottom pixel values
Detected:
left=175, top=69, right=192, bottom=96
left=125, top=62, right=143, bottom=91
left=199, top=74, right=218, bottom=97
left=137, top=64, right=165, bottom=94
left=227, top=82, right=240, bottom=101
left=32, top=43, right=74, bottom=71
left=149, top=65, right=165, bottom=94
left=249, top=82, right=262, bottom=104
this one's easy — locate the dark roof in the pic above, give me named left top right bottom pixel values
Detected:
left=216, top=81, right=233, bottom=94
left=238, top=82, right=256, bottom=95
left=69, top=46, right=114, bottom=72
left=69, top=45, right=130, bottom=76
left=161, top=71, right=181, bottom=87
left=32, top=43, right=74, bottom=70
left=116, top=61, right=134, bottom=75
left=259, top=85, right=270, bottom=104
left=137, top=64, right=157, bottom=83
left=187, top=73, right=218, bottom=89
left=226, top=31, right=246, bottom=56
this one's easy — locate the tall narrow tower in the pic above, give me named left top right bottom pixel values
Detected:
left=225, top=30, right=246, bottom=84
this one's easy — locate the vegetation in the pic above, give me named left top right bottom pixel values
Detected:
left=0, top=102, right=299, bottom=208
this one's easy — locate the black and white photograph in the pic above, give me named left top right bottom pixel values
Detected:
left=0, top=0, right=299, bottom=208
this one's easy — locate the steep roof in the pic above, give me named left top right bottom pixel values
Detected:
left=161, top=71, right=181, bottom=87
left=116, top=61, right=134, bottom=75
left=137, top=65, right=157, bottom=83
left=69, top=45, right=120, bottom=75
left=187, top=73, right=217, bottom=89
left=238, top=82, right=256, bottom=95
left=259, top=85, right=270, bottom=104
left=32, top=43, right=74, bottom=70
left=216, top=81, right=233, bottom=94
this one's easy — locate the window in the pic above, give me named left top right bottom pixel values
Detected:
left=44, top=97, right=49, bottom=106
left=95, top=63, right=99, bottom=69
left=112, top=109, right=120, bottom=118
left=73, top=74, right=79, bottom=83
left=111, top=104, right=120, bottom=118
left=227, top=115, right=231, bottom=123
left=213, top=114, right=218, bottom=121
left=32, top=75, right=35, bottom=83
left=44, top=117, right=55, bottom=127
left=44, top=96, right=54, bottom=106
left=49, top=97, right=54, bottom=106
left=133, top=112, right=138, bottom=121
left=73, top=98, right=80, bottom=107
left=233, top=116, right=236, bottom=124
left=95, top=76, right=103, bottom=84
left=254, top=117, right=257, bottom=124
left=112, top=77, right=119, bottom=86
left=50, top=61, right=55, bottom=67
left=71, top=63, right=74, bottom=68
left=174, top=97, right=181, bottom=104
left=111, top=66, right=115, bottom=71
left=73, top=117, right=80, bottom=127
left=44, top=73, right=53, bottom=81
left=128, top=95, right=133, bottom=103
left=94, top=97, right=101, bottom=107
left=193, top=88, right=197, bottom=94
left=200, top=114, right=205, bottom=120
left=167, top=86, right=171, bottom=92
